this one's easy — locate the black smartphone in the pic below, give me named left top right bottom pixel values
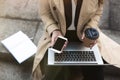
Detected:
left=51, top=36, right=68, bottom=53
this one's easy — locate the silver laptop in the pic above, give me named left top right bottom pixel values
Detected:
left=48, top=42, right=104, bottom=65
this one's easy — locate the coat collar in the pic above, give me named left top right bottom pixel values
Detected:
left=53, top=0, right=88, bottom=26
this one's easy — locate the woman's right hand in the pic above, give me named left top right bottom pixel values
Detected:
left=51, top=30, right=68, bottom=50
left=51, top=30, right=63, bottom=47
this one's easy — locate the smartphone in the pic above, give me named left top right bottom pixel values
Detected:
left=51, top=36, right=68, bottom=53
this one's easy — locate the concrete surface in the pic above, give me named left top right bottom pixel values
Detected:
left=0, top=0, right=120, bottom=80
left=0, top=53, right=33, bottom=80
left=34, top=22, right=44, bottom=45
left=102, top=29, right=120, bottom=44
left=109, top=0, right=120, bottom=30
left=100, top=0, right=109, bottom=29
left=0, top=18, right=39, bottom=53
left=0, top=0, right=40, bottom=20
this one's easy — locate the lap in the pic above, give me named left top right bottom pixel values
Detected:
left=40, top=52, right=104, bottom=80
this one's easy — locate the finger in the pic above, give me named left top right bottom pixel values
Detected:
left=63, top=43, right=67, bottom=49
left=50, top=39, right=55, bottom=47
left=61, top=41, right=68, bottom=51
left=94, top=40, right=97, bottom=44
left=51, top=36, right=57, bottom=46
left=60, top=41, right=68, bottom=53
left=89, top=42, right=95, bottom=49
left=65, top=40, right=68, bottom=46
left=89, top=41, right=97, bottom=49
left=81, top=33, right=85, bottom=40
left=90, top=44, right=93, bottom=49
left=92, top=40, right=97, bottom=47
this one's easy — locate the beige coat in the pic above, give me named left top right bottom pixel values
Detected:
left=32, top=0, right=120, bottom=79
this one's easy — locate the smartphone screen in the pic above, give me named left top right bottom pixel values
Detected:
left=52, top=37, right=67, bottom=51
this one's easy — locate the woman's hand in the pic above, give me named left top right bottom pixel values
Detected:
left=81, top=33, right=97, bottom=49
left=51, top=30, right=68, bottom=50
left=51, top=30, right=62, bottom=46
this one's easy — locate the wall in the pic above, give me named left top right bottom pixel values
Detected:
left=109, top=0, right=120, bottom=30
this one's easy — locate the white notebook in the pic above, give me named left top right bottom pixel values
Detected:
left=1, top=31, right=37, bottom=63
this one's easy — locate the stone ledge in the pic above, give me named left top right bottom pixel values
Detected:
left=34, top=22, right=44, bottom=45
left=99, top=0, right=109, bottom=29
left=109, top=0, right=120, bottom=30
left=0, top=0, right=40, bottom=20
left=0, top=53, right=33, bottom=80
left=101, top=29, right=120, bottom=44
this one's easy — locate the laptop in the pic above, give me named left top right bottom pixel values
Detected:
left=48, top=42, right=105, bottom=66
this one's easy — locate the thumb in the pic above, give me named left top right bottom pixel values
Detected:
left=51, top=36, right=58, bottom=47
left=51, top=37, right=55, bottom=47
left=81, top=33, right=85, bottom=40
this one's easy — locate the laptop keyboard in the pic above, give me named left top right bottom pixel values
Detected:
left=55, top=51, right=96, bottom=62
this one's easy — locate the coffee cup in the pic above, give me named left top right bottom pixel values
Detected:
left=83, top=28, right=99, bottom=47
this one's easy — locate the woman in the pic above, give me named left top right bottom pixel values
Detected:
left=32, top=0, right=120, bottom=80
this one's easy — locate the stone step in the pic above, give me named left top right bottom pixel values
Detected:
left=0, top=0, right=40, bottom=20
left=0, top=53, right=33, bottom=80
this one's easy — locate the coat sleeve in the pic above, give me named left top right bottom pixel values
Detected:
left=39, top=0, right=59, bottom=36
left=83, top=1, right=104, bottom=32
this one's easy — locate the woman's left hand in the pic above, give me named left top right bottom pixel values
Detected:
left=81, top=33, right=97, bottom=49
